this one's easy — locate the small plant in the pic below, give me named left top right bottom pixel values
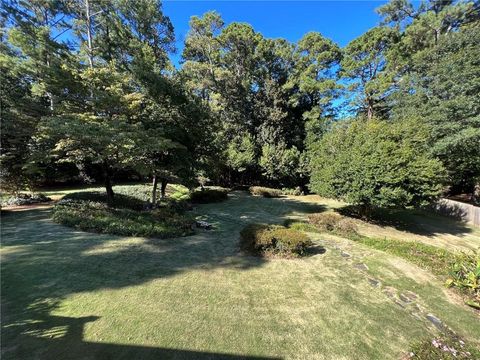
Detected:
left=249, top=186, right=282, bottom=198
left=334, top=218, right=359, bottom=236
left=190, top=188, right=229, bottom=203
left=240, top=223, right=312, bottom=258
left=307, top=212, right=358, bottom=236
left=408, top=335, right=479, bottom=359
left=445, top=252, right=480, bottom=309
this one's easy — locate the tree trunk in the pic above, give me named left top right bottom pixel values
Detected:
left=105, top=175, right=114, bottom=204
left=151, top=175, right=158, bottom=206
left=103, top=163, right=114, bottom=204
left=160, top=178, right=167, bottom=199
left=85, top=0, right=94, bottom=68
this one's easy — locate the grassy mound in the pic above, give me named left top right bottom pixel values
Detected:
left=52, top=189, right=193, bottom=238
left=249, top=186, right=282, bottom=198
left=240, top=223, right=312, bottom=258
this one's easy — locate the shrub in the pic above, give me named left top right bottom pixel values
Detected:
left=2, top=193, right=51, bottom=206
left=307, top=212, right=342, bottom=231
left=281, top=187, right=303, bottom=196
left=62, top=191, right=145, bottom=210
left=307, top=212, right=359, bottom=236
left=249, top=186, right=282, bottom=198
left=190, top=188, right=229, bottom=203
left=240, top=223, right=312, bottom=258
left=335, top=218, right=359, bottom=236
left=446, top=252, right=480, bottom=309
left=53, top=191, right=194, bottom=239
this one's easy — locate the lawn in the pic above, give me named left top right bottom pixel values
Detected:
left=1, top=189, right=479, bottom=359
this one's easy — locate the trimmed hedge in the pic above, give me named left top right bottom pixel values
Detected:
left=240, top=223, right=312, bottom=258
left=249, top=186, right=282, bottom=198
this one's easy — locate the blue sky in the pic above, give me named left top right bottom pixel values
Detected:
left=163, top=0, right=388, bottom=66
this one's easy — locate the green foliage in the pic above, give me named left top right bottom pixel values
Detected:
left=240, top=223, right=312, bottom=257
left=249, top=186, right=282, bottom=198
left=446, top=252, right=480, bottom=308
left=259, top=143, right=301, bottom=186
left=309, top=119, right=446, bottom=209
left=53, top=189, right=194, bottom=238
left=190, top=188, right=229, bottom=203
left=341, top=26, right=398, bottom=119
left=354, top=236, right=453, bottom=277
left=391, top=26, right=480, bottom=192
left=226, top=134, right=256, bottom=173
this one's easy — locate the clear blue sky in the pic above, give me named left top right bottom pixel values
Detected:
left=163, top=0, right=388, bottom=67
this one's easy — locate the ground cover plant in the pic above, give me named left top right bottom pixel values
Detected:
left=52, top=185, right=194, bottom=238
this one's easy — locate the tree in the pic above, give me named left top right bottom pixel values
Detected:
left=391, top=26, right=480, bottom=196
left=309, top=118, right=446, bottom=212
left=341, top=27, right=398, bottom=120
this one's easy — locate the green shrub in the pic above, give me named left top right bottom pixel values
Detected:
left=446, top=252, right=480, bottom=308
left=240, top=223, right=312, bottom=257
left=53, top=192, right=194, bottom=238
left=249, top=186, right=282, bottom=198
left=190, top=188, right=229, bottom=203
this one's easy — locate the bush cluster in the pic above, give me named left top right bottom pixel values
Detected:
left=446, top=252, right=480, bottom=309
left=53, top=192, right=194, bottom=239
left=190, top=188, right=229, bottom=203
left=249, top=186, right=282, bottom=198
left=307, top=212, right=358, bottom=236
left=2, top=193, right=51, bottom=206
left=240, top=223, right=312, bottom=258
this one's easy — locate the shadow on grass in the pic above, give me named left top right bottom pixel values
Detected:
left=2, top=192, right=320, bottom=359
left=1, top=209, right=273, bottom=359
left=336, top=205, right=473, bottom=237
left=7, top=315, right=280, bottom=360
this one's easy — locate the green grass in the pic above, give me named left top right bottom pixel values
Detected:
left=1, top=191, right=479, bottom=359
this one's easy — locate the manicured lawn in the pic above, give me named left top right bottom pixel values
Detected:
left=1, top=191, right=479, bottom=359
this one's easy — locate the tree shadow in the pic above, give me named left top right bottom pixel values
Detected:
left=1, top=206, right=274, bottom=359
left=5, top=314, right=281, bottom=360
left=1, top=193, right=327, bottom=359
left=336, top=205, right=473, bottom=237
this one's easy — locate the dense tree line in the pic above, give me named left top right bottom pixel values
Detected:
left=1, top=0, right=479, bottom=208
